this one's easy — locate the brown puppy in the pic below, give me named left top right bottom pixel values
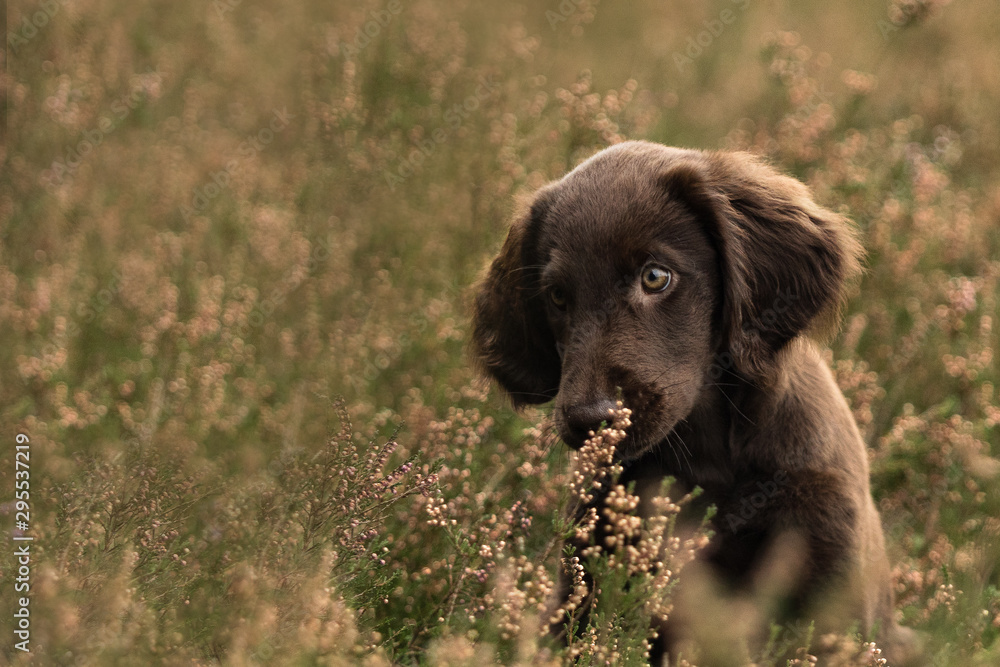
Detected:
left=471, top=142, right=914, bottom=663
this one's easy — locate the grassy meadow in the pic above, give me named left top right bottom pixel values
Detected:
left=3, top=0, right=1000, bottom=664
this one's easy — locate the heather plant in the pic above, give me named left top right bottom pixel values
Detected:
left=3, top=0, right=1000, bottom=664
left=553, top=404, right=713, bottom=666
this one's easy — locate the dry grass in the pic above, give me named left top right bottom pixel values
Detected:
left=2, top=0, right=1000, bottom=664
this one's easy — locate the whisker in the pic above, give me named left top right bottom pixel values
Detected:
left=714, top=385, right=755, bottom=426
left=508, top=264, right=548, bottom=274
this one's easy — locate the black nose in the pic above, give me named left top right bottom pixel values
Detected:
left=561, top=399, right=620, bottom=449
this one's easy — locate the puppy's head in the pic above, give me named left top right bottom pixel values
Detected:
left=472, top=141, right=862, bottom=461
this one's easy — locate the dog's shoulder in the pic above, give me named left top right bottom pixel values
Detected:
left=741, top=338, right=869, bottom=478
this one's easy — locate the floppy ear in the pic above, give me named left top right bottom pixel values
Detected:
left=661, top=152, right=864, bottom=381
left=471, top=189, right=561, bottom=407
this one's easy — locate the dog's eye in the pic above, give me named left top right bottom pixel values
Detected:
left=640, top=265, right=672, bottom=293
left=549, top=286, right=568, bottom=308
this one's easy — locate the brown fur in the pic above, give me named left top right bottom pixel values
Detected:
left=471, top=142, right=917, bottom=664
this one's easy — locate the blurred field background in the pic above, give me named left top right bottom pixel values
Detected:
left=3, top=0, right=1000, bottom=664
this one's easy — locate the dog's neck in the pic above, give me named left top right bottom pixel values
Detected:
left=668, top=380, right=741, bottom=488
left=640, top=364, right=782, bottom=492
